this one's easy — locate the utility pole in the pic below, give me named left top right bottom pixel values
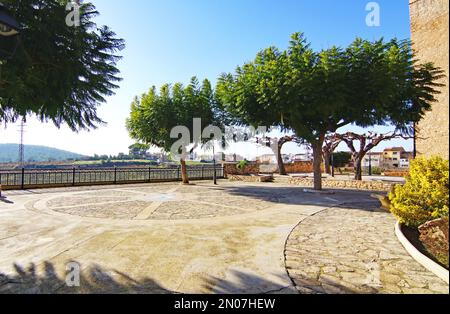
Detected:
left=413, top=122, right=417, bottom=159
left=212, top=143, right=217, bottom=185
left=18, top=120, right=25, bottom=167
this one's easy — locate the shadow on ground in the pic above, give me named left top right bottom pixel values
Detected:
left=0, top=262, right=172, bottom=294
left=0, top=196, right=14, bottom=204
left=212, top=184, right=384, bottom=212
left=0, top=261, right=362, bottom=294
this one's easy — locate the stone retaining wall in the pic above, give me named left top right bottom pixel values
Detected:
left=288, top=177, right=395, bottom=191
left=227, top=174, right=274, bottom=183
left=222, top=163, right=259, bottom=177
left=285, top=161, right=318, bottom=173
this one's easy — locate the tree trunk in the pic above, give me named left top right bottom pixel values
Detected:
left=180, top=158, right=189, bottom=184
left=277, top=144, right=287, bottom=175
left=354, top=157, right=363, bottom=181
left=323, top=151, right=331, bottom=175
left=312, top=141, right=324, bottom=190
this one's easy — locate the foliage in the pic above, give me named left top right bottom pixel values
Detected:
left=389, top=157, right=449, bottom=228
left=362, top=166, right=382, bottom=175
left=126, top=77, right=222, bottom=183
left=236, top=159, right=249, bottom=170
left=128, top=143, right=150, bottom=158
left=126, top=77, right=220, bottom=153
left=216, top=32, right=443, bottom=189
left=0, top=0, right=125, bottom=130
left=332, top=152, right=352, bottom=168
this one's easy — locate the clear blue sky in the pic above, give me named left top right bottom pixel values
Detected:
left=0, top=0, right=412, bottom=158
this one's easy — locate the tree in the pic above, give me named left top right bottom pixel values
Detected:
left=217, top=32, right=443, bottom=190
left=332, top=151, right=352, bottom=168
left=256, top=135, right=296, bottom=175
left=128, top=143, right=150, bottom=159
left=336, top=131, right=409, bottom=180
left=322, top=134, right=342, bottom=175
left=0, top=0, right=124, bottom=130
left=126, top=77, right=219, bottom=184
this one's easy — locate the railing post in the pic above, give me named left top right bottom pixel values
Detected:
left=148, top=166, right=152, bottom=183
left=72, top=167, right=76, bottom=186
left=21, top=168, right=25, bottom=190
left=177, top=166, right=181, bottom=181
left=114, top=166, right=117, bottom=184
left=201, top=166, right=204, bottom=179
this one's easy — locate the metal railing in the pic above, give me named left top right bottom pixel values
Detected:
left=0, top=165, right=224, bottom=190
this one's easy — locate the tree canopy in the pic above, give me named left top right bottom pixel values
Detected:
left=0, top=0, right=125, bottom=130
left=126, top=77, right=221, bottom=184
left=216, top=32, right=443, bottom=189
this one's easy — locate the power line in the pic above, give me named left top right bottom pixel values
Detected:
left=17, top=120, right=26, bottom=166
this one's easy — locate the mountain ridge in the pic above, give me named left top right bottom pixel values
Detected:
left=0, top=144, right=86, bottom=163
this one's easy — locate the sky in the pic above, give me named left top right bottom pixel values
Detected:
left=0, top=0, right=413, bottom=159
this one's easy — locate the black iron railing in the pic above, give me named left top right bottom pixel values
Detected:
left=0, top=165, right=224, bottom=190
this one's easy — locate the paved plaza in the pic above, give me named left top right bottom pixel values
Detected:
left=0, top=181, right=448, bottom=294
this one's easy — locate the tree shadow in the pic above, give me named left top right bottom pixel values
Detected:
left=0, top=261, right=366, bottom=295
left=0, top=262, right=175, bottom=294
left=210, top=184, right=384, bottom=212
left=0, top=195, right=14, bottom=204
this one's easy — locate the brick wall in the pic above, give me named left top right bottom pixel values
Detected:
left=410, top=0, right=449, bottom=160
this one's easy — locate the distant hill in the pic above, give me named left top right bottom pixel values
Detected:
left=0, top=144, right=86, bottom=163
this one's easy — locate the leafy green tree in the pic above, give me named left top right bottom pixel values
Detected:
left=126, top=77, right=220, bottom=184
left=217, top=32, right=443, bottom=190
left=331, top=151, right=352, bottom=168
left=128, top=143, right=150, bottom=158
left=0, top=0, right=124, bottom=130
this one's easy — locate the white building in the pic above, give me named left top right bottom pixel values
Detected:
left=399, top=158, right=410, bottom=168
left=362, top=152, right=382, bottom=168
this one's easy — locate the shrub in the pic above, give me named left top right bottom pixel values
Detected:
left=389, top=157, right=449, bottom=228
left=236, top=159, right=249, bottom=170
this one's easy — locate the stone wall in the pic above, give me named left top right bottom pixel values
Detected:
left=288, top=177, right=395, bottom=192
left=285, top=161, right=316, bottom=173
left=410, top=0, right=449, bottom=160
left=222, top=162, right=259, bottom=177
left=227, top=174, right=274, bottom=183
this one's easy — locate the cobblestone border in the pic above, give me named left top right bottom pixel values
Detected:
left=289, top=177, right=395, bottom=192
left=395, top=221, right=449, bottom=284
left=282, top=206, right=333, bottom=294
left=283, top=206, right=449, bottom=294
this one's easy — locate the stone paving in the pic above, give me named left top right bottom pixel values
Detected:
left=0, top=180, right=448, bottom=294
left=285, top=206, right=449, bottom=294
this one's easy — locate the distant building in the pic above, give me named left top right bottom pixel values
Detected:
left=400, top=158, right=410, bottom=169
left=362, top=152, right=382, bottom=168
left=293, top=153, right=313, bottom=162
left=257, top=154, right=277, bottom=164
left=225, top=154, right=244, bottom=162
left=380, top=147, right=413, bottom=169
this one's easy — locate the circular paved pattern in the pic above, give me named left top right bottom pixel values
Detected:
left=34, top=184, right=279, bottom=220
left=285, top=206, right=449, bottom=294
